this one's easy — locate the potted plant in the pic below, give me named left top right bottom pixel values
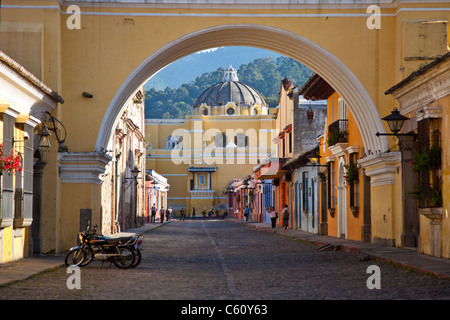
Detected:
left=326, top=128, right=348, bottom=147
left=343, top=163, right=358, bottom=186
left=410, top=145, right=443, bottom=220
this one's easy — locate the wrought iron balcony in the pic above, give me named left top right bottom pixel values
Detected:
left=327, top=119, right=348, bottom=146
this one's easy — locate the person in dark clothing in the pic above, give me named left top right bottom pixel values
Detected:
left=282, top=204, right=289, bottom=230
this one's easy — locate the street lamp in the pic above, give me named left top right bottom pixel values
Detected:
left=131, top=166, right=141, bottom=179
left=36, top=111, right=67, bottom=152
left=37, top=124, right=52, bottom=152
left=306, top=153, right=328, bottom=167
left=307, top=153, right=320, bottom=165
left=376, top=108, right=414, bottom=137
left=124, top=166, right=141, bottom=190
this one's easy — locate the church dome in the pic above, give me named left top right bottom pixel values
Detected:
left=194, top=65, right=267, bottom=111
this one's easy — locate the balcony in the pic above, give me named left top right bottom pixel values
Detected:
left=327, top=119, right=348, bottom=146
left=189, top=190, right=215, bottom=199
left=327, top=120, right=349, bottom=157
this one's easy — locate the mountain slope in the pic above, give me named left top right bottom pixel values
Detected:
left=144, top=55, right=313, bottom=119
left=144, top=46, right=282, bottom=90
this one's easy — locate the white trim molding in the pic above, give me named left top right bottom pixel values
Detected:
left=358, top=152, right=401, bottom=186
left=389, top=58, right=450, bottom=115
left=58, top=152, right=112, bottom=184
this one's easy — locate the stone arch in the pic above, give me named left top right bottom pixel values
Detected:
left=96, top=24, right=388, bottom=154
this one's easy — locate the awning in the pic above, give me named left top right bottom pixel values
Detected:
left=253, top=157, right=288, bottom=180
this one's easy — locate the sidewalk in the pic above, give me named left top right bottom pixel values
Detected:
left=0, top=221, right=168, bottom=287
left=229, top=218, right=450, bottom=280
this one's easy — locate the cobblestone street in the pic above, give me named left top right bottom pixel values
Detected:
left=0, top=220, right=449, bottom=301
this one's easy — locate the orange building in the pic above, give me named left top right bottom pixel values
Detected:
left=300, top=74, right=369, bottom=241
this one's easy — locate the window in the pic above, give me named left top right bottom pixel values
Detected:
left=227, top=108, right=235, bottom=115
left=215, top=132, right=226, bottom=147
left=234, top=133, right=248, bottom=148
left=302, top=171, right=309, bottom=213
left=23, top=124, right=33, bottom=223
left=166, top=135, right=182, bottom=149
left=414, top=118, right=442, bottom=207
left=348, top=153, right=359, bottom=208
left=288, top=132, right=292, bottom=154
left=327, top=162, right=336, bottom=210
left=338, top=98, right=347, bottom=121
left=2, top=113, right=14, bottom=223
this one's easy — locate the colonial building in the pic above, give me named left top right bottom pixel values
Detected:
left=100, top=88, right=147, bottom=234
left=385, top=52, right=450, bottom=258
left=283, top=87, right=327, bottom=233
left=0, top=51, right=63, bottom=263
left=146, top=66, right=275, bottom=216
left=300, top=73, right=367, bottom=241
left=253, top=77, right=326, bottom=230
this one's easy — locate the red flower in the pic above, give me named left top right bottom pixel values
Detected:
left=0, top=144, right=22, bottom=174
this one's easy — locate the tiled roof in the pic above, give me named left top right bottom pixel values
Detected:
left=0, top=50, right=64, bottom=104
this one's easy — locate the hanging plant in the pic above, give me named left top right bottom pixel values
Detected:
left=343, top=163, right=359, bottom=186
left=0, top=144, right=22, bottom=174
left=411, top=151, right=429, bottom=173
left=411, top=146, right=441, bottom=173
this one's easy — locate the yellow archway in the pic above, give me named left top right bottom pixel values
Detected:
left=97, top=24, right=388, bottom=154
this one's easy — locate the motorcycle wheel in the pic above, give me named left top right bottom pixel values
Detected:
left=80, top=247, right=94, bottom=267
left=129, top=248, right=142, bottom=268
left=113, top=246, right=135, bottom=269
left=64, top=248, right=85, bottom=267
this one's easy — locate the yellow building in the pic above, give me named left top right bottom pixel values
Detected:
left=300, top=74, right=367, bottom=241
left=1, top=0, right=449, bottom=255
left=0, top=51, right=62, bottom=263
left=146, top=66, right=274, bottom=216
left=386, top=52, right=450, bottom=258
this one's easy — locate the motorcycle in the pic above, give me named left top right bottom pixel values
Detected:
left=107, top=231, right=143, bottom=268
left=65, top=225, right=142, bottom=269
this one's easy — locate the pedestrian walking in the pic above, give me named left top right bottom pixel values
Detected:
left=160, top=207, right=165, bottom=223
left=165, top=208, right=170, bottom=221
left=151, top=203, right=157, bottom=223
left=168, top=207, right=173, bottom=220
left=192, top=207, right=196, bottom=219
left=282, top=204, right=289, bottom=229
left=179, top=208, right=185, bottom=221
left=269, top=206, right=278, bottom=229
left=244, top=206, right=249, bottom=221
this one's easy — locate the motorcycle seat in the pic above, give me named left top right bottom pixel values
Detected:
left=104, top=232, right=138, bottom=243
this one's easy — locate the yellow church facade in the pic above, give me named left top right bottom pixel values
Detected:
left=146, top=66, right=275, bottom=216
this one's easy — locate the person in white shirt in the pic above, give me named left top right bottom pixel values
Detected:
left=269, top=207, right=278, bottom=229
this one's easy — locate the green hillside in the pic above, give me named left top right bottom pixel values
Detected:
left=144, top=56, right=313, bottom=119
